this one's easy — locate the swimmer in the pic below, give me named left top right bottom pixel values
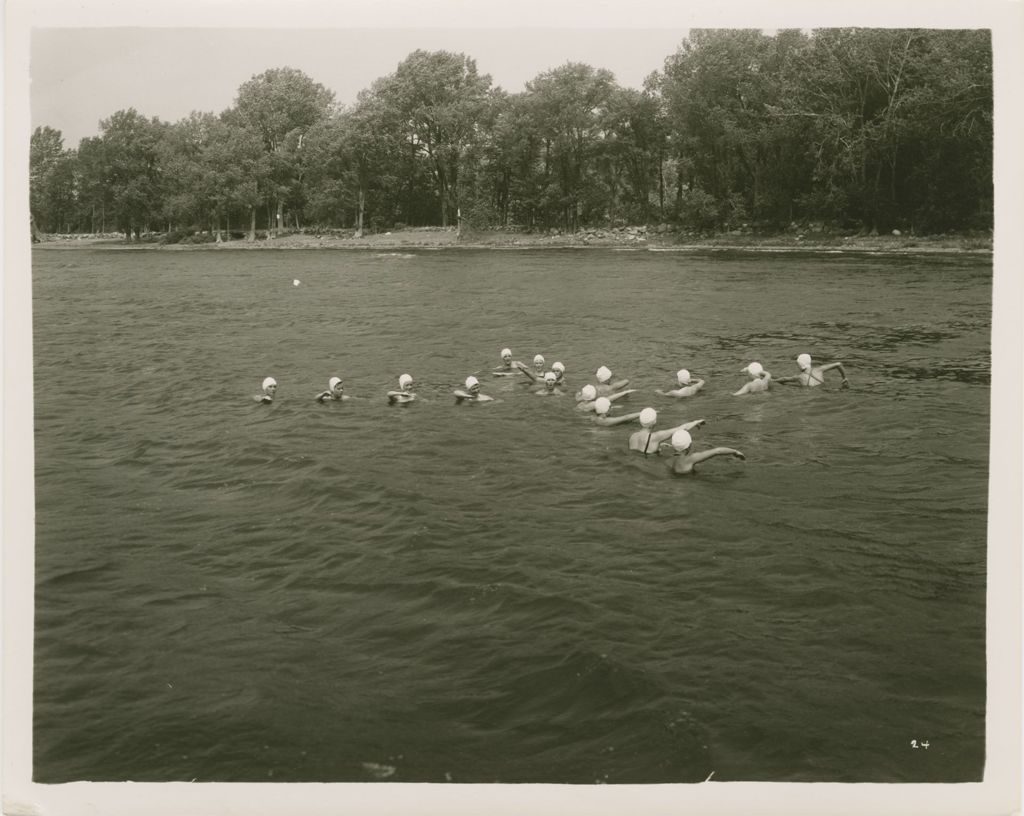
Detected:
left=591, top=396, right=642, bottom=427
left=775, top=353, right=850, bottom=388
left=551, top=361, right=566, bottom=384
left=493, top=347, right=524, bottom=376
left=628, top=407, right=706, bottom=455
left=534, top=372, right=564, bottom=396
left=454, top=375, right=494, bottom=403
left=387, top=373, right=417, bottom=404
left=733, top=362, right=772, bottom=396
left=576, top=366, right=628, bottom=398
left=594, top=365, right=630, bottom=396
left=668, top=429, right=746, bottom=475
left=514, top=354, right=548, bottom=383
left=655, top=369, right=705, bottom=398
left=254, top=377, right=277, bottom=403
left=315, top=376, right=349, bottom=403
left=575, top=384, right=637, bottom=412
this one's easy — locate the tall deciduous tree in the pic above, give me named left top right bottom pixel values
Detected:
left=371, top=50, right=492, bottom=227
left=228, top=67, right=334, bottom=237
left=523, top=63, right=617, bottom=231
left=98, top=109, right=165, bottom=241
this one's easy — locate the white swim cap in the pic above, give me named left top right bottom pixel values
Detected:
left=533, top=354, right=545, bottom=365
left=329, top=376, right=342, bottom=390
left=594, top=397, right=611, bottom=415
left=676, top=368, right=691, bottom=385
left=581, top=385, right=597, bottom=401
left=262, top=377, right=277, bottom=390
left=544, top=372, right=557, bottom=383
left=671, top=428, right=693, bottom=451
left=399, top=373, right=413, bottom=388
left=596, top=365, right=612, bottom=383
left=465, top=376, right=480, bottom=389
left=639, top=407, right=657, bottom=427
left=797, top=353, right=812, bottom=370
left=743, top=362, right=764, bottom=377
left=292, top=279, right=300, bottom=286
left=501, top=348, right=512, bottom=358
left=552, top=361, right=565, bottom=373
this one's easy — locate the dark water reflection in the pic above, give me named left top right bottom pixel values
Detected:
left=32, top=247, right=990, bottom=783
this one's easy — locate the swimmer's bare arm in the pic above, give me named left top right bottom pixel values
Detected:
left=594, top=411, right=642, bottom=427
left=732, top=382, right=754, bottom=396
left=514, top=362, right=540, bottom=382
left=773, top=375, right=801, bottom=385
left=656, top=380, right=705, bottom=397
left=649, top=419, right=705, bottom=446
left=607, top=389, right=637, bottom=404
left=689, top=447, right=745, bottom=465
left=820, top=362, right=849, bottom=387
left=610, top=378, right=630, bottom=390
left=388, top=391, right=416, bottom=403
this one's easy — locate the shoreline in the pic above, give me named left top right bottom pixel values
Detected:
left=31, top=229, right=993, bottom=256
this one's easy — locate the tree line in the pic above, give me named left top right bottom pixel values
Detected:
left=29, top=28, right=992, bottom=241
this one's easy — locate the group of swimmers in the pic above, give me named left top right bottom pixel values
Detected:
left=253, top=349, right=849, bottom=475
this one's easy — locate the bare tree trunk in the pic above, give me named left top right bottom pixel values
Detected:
left=277, top=200, right=284, bottom=236
left=248, top=206, right=256, bottom=241
left=355, top=187, right=365, bottom=237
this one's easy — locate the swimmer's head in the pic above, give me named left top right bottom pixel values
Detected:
left=328, top=376, right=343, bottom=394
left=501, top=348, right=512, bottom=362
left=580, top=385, right=597, bottom=401
left=670, top=429, right=693, bottom=452
left=743, top=362, right=764, bottom=377
left=399, top=373, right=413, bottom=390
left=543, top=372, right=557, bottom=385
left=797, top=353, right=812, bottom=371
left=533, top=354, right=545, bottom=368
left=262, top=377, right=277, bottom=393
left=676, top=368, right=691, bottom=385
left=639, top=407, right=657, bottom=427
left=594, top=397, right=611, bottom=415
left=596, top=365, right=612, bottom=383
left=552, top=361, right=565, bottom=374
left=465, top=375, right=480, bottom=392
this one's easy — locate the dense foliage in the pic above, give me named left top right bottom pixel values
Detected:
left=29, top=28, right=992, bottom=240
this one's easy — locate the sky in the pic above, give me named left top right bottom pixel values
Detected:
left=30, top=28, right=690, bottom=148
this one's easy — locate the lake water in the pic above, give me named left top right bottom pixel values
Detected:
left=31, top=246, right=990, bottom=783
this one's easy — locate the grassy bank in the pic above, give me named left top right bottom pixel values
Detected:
left=32, top=226, right=993, bottom=254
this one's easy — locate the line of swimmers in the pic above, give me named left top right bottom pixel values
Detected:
left=253, top=350, right=849, bottom=475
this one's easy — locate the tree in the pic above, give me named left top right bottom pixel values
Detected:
left=30, top=126, right=73, bottom=233
left=523, top=63, right=618, bottom=231
left=228, top=67, right=334, bottom=236
left=371, top=50, right=492, bottom=227
left=98, top=109, right=165, bottom=241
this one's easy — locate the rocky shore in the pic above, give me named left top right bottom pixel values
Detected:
left=32, top=225, right=993, bottom=254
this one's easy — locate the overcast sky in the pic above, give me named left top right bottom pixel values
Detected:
left=31, top=28, right=690, bottom=148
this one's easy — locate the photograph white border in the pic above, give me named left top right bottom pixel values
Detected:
left=4, top=1, right=1022, bottom=814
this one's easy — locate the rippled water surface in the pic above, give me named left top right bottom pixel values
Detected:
left=32, top=247, right=990, bottom=783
